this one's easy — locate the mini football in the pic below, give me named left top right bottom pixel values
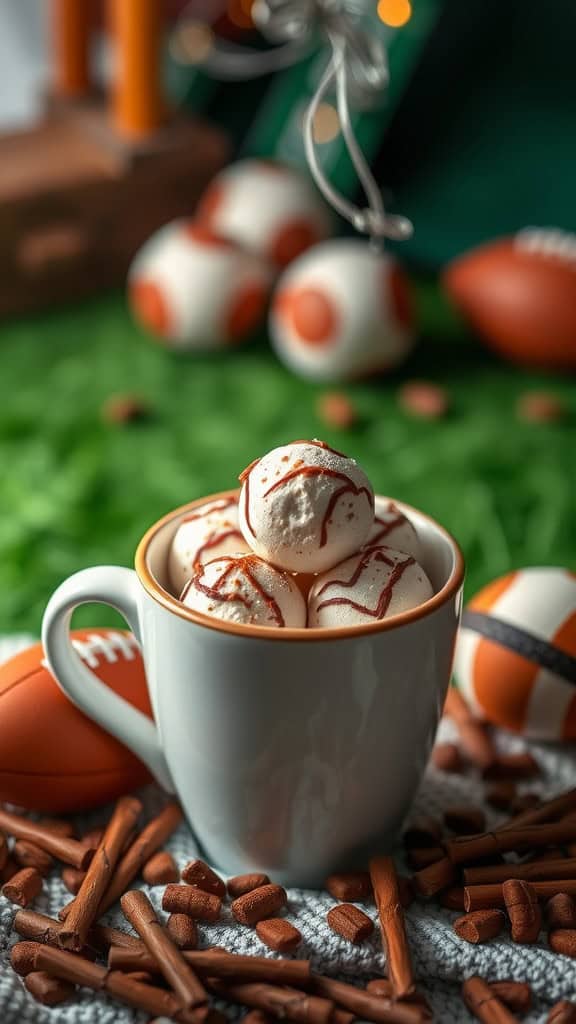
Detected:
left=443, top=228, right=576, bottom=370
left=0, top=629, right=152, bottom=811
left=270, top=239, right=414, bottom=382
left=453, top=567, right=576, bottom=740
left=197, top=159, right=332, bottom=270
left=129, top=220, right=271, bottom=349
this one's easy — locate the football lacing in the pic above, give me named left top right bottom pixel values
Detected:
left=42, top=631, right=139, bottom=671
left=515, top=227, right=576, bottom=262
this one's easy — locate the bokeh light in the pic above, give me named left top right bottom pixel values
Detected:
left=377, top=0, right=412, bottom=28
left=312, top=103, right=340, bottom=144
left=170, top=20, right=214, bottom=63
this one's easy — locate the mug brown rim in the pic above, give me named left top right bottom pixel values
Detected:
left=135, top=489, right=465, bottom=641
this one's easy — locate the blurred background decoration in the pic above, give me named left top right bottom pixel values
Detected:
left=0, top=0, right=574, bottom=636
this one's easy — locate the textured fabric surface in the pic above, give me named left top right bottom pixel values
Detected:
left=0, top=637, right=575, bottom=1023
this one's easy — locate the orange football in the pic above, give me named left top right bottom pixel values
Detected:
left=0, top=629, right=152, bottom=812
left=443, top=228, right=576, bottom=370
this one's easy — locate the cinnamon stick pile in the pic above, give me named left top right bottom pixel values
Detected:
left=2, top=684, right=576, bottom=1024
left=1, top=798, right=430, bottom=1024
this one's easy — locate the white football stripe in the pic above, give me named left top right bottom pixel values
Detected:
left=524, top=666, right=575, bottom=740
left=453, top=628, right=485, bottom=718
left=492, top=568, right=576, bottom=641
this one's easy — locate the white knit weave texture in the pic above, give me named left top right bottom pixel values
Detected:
left=0, top=636, right=575, bottom=1023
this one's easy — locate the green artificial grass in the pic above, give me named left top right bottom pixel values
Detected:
left=0, top=284, right=574, bottom=635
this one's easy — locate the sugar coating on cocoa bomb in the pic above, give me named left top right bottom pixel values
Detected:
left=308, top=545, right=433, bottom=628
left=238, top=440, right=374, bottom=573
left=366, top=497, right=422, bottom=561
left=169, top=497, right=250, bottom=595
left=180, top=553, right=306, bottom=628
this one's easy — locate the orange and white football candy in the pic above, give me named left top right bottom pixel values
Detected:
left=0, top=629, right=152, bottom=811
left=197, top=159, right=331, bottom=270
left=453, top=567, right=576, bottom=740
left=128, top=219, right=272, bottom=349
left=270, top=239, right=414, bottom=382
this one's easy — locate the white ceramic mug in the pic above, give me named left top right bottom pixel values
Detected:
left=42, top=491, right=464, bottom=887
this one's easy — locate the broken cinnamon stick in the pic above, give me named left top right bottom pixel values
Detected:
left=24, top=970, right=74, bottom=1006
left=489, top=982, right=532, bottom=1015
left=60, top=796, right=142, bottom=951
left=464, top=857, right=576, bottom=886
left=0, top=808, right=92, bottom=869
left=231, top=884, right=287, bottom=925
left=14, top=908, right=142, bottom=954
left=163, top=884, right=222, bottom=921
left=168, top=914, right=199, bottom=950
left=370, top=856, right=415, bottom=999
left=548, top=930, right=576, bottom=958
left=447, top=820, right=576, bottom=866
left=256, top=918, right=302, bottom=953
left=121, top=889, right=207, bottom=1008
left=13, top=840, right=53, bottom=876
left=142, top=850, right=179, bottom=886
left=207, top=979, right=334, bottom=1024
left=227, top=874, right=271, bottom=898
left=546, top=893, right=576, bottom=930
left=465, top=879, right=576, bottom=911
left=2, top=867, right=43, bottom=907
left=462, top=975, right=518, bottom=1023
left=325, top=872, right=372, bottom=902
left=88, top=801, right=182, bottom=917
left=10, top=941, right=216, bottom=1024
left=313, top=975, right=430, bottom=1024
left=453, top=909, right=505, bottom=944
left=502, top=879, right=541, bottom=942
left=107, top=945, right=312, bottom=986
left=181, top=858, right=226, bottom=896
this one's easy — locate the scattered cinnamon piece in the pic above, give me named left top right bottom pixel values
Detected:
left=314, top=974, right=431, bottom=1023
left=228, top=874, right=271, bottom=898
left=102, top=393, right=150, bottom=425
left=24, top=970, right=74, bottom=1006
left=431, top=743, right=464, bottom=773
left=232, top=884, right=287, bottom=926
left=412, top=855, right=456, bottom=897
left=546, top=893, right=576, bottom=930
left=162, top=884, right=222, bottom=922
left=121, top=889, right=207, bottom=1009
left=517, top=391, right=565, bottom=424
left=370, top=855, right=414, bottom=999
left=399, top=381, right=448, bottom=420
left=444, top=807, right=486, bottom=836
left=13, top=840, right=53, bottom=877
left=181, top=858, right=226, bottom=897
left=462, top=976, right=517, bottom=1024
left=325, top=871, right=372, bottom=902
left=453, top=909, right=505, bottom=944
left=503, top=879, right=541, bottom=943
left=406, top=846, right=444, bottom=870
left=463, top=856, right=576, bottom=887
left=489, top=981, right=532, bottom=1015
left=485, top=782, right=517, bottom=812
left=317, top=392, right=357, bottom=430
left=549, top=929, right=576, bottom=958
left=482, top=753, right=540, bottom=781
left=208, top=978, right=334, bottom=1024
left=439, top=887, right=466, bottom=911
left=167, top=913, right=198, bottom=950
left=403, top=817, right=442, bottom=848
left=547, top=1001, right=576, bottom=1024
left=61, top=867, right=86, bottom=895
left=142, top=850, right=179, bottom=886
left=2, top=867, right=42, bottom=907
left=326, top=904, right=373, bottom=945
left=256, top=918, right=302, bottom=953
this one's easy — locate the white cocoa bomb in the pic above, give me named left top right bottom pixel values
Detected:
left=197, top=159, right=331, bottom=270
left=180, top=554, right=306, bottom=628
left=238, top=440, right=374, bottom=573
left=128, top=220, right=271, bottom=349
left=270, top=239, right=414, bottom=381
left=308, top=545, right=434, bottom=628
left=366, top=497, right=422, bottom=560
left=169, top=497, right=251, bottom=595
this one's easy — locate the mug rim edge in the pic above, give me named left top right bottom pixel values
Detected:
left=135, top=489, right=465, bottom=641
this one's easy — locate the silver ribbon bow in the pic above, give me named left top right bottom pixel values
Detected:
left=176, top=0, right=413, bottom=242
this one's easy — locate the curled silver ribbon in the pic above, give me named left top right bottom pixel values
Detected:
left=174, top=0, right=413, bottom=243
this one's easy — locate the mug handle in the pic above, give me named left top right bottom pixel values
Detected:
left=41, top=566, right=173, bottom=792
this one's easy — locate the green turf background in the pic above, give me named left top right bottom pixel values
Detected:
left=0, top=282, right=574, bottom=635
